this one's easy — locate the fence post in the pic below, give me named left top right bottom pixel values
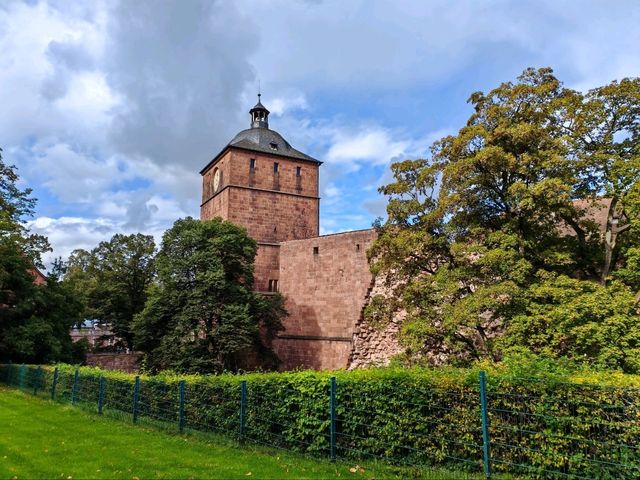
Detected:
left=19, top=364, right=26, bottom=389
left=33, top=366, right=42, bottom=395
left=98, top=377, right=106, bottom=414
left=6, top=361, right=12, bottom=384
left=178, top=380, right=186, bottom=433
left=51, top=367, right=59, bottom=400
left=71, top=368, right=79, bottom=404
left=330, top=376, right=337, bottom=462
left=132, top=376, right=141, bottom=423
left=239, top=380, right=247, bottom=440
left=480, top=370, right=492, bottom=479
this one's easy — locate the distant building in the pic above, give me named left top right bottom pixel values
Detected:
left=70, top=320, right=119, bottom=351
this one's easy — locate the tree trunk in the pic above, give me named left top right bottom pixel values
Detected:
left=601, top=196, right=630, bottom=284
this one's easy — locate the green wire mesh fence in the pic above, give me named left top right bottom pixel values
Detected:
left=1, top=362, right=638, bottom=479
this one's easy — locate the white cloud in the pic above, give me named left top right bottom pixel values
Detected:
left=267, top=92, right=309, bottom=117
left=3, top=0, right=640, bottom=259
left=326, top=129, right=409, bottom=167
left=24, top=141, right=127, bottom=203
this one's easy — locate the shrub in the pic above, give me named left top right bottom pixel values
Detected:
left=2, top=360, right=639, bottom=479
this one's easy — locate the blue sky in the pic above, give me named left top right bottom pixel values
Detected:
left=1, top=0, right=639, bottom=265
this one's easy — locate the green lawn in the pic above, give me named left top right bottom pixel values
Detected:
left=0, top=387, right=487, bottom=479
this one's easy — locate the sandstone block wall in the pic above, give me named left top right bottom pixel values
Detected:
left=86, top=352, right=140, bottom=373
left=275, top=229, right=376, bottom=370
left=227, top=150, right=318, bottom=196
left=254, top=244, right=280, bottom=292
left=226, top=187, right=318, bottom=243
left=200, top=187, right=229, bottom=221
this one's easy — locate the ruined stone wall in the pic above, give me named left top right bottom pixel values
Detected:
left=348, top=273, right=406, bottom=369
left=275, top=229, right=376, bottom=370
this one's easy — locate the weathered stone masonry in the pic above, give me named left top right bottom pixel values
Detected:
left=200, top=98, right=381, bottom=370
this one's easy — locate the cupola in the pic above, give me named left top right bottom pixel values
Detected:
left=249, top=93, right=270, bottom=129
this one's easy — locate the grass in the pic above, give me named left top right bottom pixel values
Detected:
left=0, top=387, right=489, bottom=479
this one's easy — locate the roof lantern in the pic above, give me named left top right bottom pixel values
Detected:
left=249, top=93, right=270, bottom=129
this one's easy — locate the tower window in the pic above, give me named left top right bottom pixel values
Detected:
left=356, top=243, right=360, bottom=252
left=273, top=162, right=279, bottom=173
left=296, top=166, right=301, bottom=177
left=249, top=158, right=255, bottom=170
left=313, top=246, right=319, bottom=255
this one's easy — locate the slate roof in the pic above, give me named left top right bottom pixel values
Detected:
left=200, top=127, right=321, bottom=174
left=230, top=128, right=319, bottom=163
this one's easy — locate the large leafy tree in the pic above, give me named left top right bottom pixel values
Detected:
left=132, top=217, right=285, bottom=373
left=0, top=149, right=83, bottom=363
left=371, top=68, right=640, bottom=370
left=64, top=234, right=156, bottom=350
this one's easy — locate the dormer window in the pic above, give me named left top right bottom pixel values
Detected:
left=270, top=142, right=278, bottom=150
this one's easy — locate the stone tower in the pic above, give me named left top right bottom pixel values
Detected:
left=200, top=96, right=322, bottom=292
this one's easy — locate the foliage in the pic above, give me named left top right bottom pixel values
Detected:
left=500, top=274, right=640, bottom=372
left=1, top=388, right=439, bottom=480
left=0, top=150, right=82, bottom=364
left=6, top=361, right=640, bottom=479
left=371, top=68, right=640, bottom=370
left=0, top=267, right=84, bottom=364
left=64, top=233, right=156, bottom=350
left=132, top=217, right=285, bottom=373
left=0, top=147, right=50, bottom=265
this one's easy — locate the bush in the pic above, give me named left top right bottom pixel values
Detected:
left=1, top=360, right=639, bottom=479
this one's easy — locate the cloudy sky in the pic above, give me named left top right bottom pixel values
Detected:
left=2, top=0, right=639, bottom=265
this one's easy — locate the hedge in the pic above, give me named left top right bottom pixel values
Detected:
left=1, top=361, right=639, bottom=479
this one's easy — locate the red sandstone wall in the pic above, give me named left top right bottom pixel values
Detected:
left=275, top=229, right=377, bottom=370
left=254, top=244, right=280, bottom=292
left=200, top=186, right=229, bottom=221
left=200, top=148, right=320, bottom=294
left=226, top=188, right=318, bottom=243
left=201, top=153, right=231, bottom=204
left=86, top=353, right=140, bottom=373
left=227, top=150, right=319, bottom=197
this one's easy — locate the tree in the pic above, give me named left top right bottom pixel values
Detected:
left=0, top=148, right=49, bottom=265
left=132, top=217, right=285, bottom=373
left=64, top=234, right=156, bottom=350
left=371, top=68, right=640, bottom=370
left=0, top=149, right=82, bottom=363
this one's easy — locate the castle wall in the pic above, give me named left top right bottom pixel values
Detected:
left=254, top=244, right=280, bottom=292
left=200, top=148, right=320, bottom=293
left=226, top=187, right=318, bottom=243
left=200, top=186, right=229, bottom=221
left=86, top=353, right=140, bottom=373
left=227, top=150, right=319, bottom=197
left=274, top=229, right=376, bottom=370
left=347, top=272, right=406, bottom=369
